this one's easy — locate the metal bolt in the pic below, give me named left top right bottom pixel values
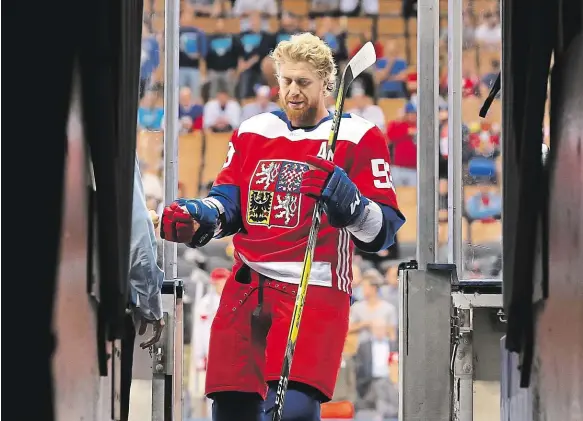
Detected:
left=463, top=336, right=471, bottom=345
left=156, top=364, right=164, bottom=372
left=463, top=363, right=472, bottom=373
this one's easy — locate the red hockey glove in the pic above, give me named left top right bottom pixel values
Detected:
left=300, top=155, right=368, bottom=228
left=161, top=202, right=197, bottom=243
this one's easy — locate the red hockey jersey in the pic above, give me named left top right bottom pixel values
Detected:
left=214, top=111, right=400, bottom=294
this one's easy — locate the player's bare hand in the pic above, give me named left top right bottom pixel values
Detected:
left=137, top=316, right=165, bottom=349
left=149, top=210, right=160, bottom=228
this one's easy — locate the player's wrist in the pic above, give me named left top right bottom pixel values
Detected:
left=346, top=195, right=370, bottom=229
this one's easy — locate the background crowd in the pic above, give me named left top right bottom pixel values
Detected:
left=136, top=0, right=517, bottom=419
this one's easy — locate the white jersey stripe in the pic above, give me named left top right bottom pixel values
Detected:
left=336, top=229, right=351, bottom=292
left=237, top=112, right=375, bottom=145
left=343, top=229, right=351, bottom=292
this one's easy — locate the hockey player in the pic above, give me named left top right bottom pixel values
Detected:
left=162, top=32, right=405, bottom=421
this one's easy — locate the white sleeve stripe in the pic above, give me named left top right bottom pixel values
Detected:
left=346, top=200, right=383, bottom=243
left=203, top=197, right=225, bottom=214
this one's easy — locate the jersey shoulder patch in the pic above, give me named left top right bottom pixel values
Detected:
left=238, top=112, right=287, bottom=138
left=338, top=113, right=376, bottom=145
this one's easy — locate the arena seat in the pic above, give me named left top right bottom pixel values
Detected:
left=321, top=401, right=355, bottom=419
left=379, top=0, right=404, bottom=16
left=468, top=219, right=502, bottom=244
left=472, top=0, right=498, bottom=14
left=463, top=48, right=479, bottom=74
left=462, top=97, right=484, bottom=123
left=395, top=185, right=416, bottom=207
left=378, top=17, right=407, bottom=36
left=395, top=186, right=417, bottom=243
left=201, top=130, right=233, bottom=186
left=378, top=98, right=406, bottom=121
left=438, top=218, right=471, bottom=244
left=195, top=17, right=217, bottom=33
left=178, top=132, right=204, bottom=197
left=345, top=17, right=374, bottom=34
left=346, top=34, right=362, bottom=52
left=137, top=130, right=164, bottom=173
left=282, top=0, right=310, bottom=15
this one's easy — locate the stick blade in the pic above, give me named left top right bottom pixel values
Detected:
left=346, top=41, right=377, bottom=79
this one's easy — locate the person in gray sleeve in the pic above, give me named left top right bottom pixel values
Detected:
left=121, top=157, right=166, bottom=421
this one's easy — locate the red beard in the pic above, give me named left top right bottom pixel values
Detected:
left=279, top=95, right=319, bottom=127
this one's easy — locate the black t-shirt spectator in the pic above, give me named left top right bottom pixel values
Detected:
left=270, top=30, right=299, bottom=48
left=206, top=33, right=242, bottom=72
left=238, top=30, right=273, bottom=72
left=179, top=27, right=207, bottom=69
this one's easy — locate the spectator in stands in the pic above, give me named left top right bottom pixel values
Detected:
left=179, top=87, right=204, bottom=134
left=348, top=30, right=383, bottom=97
left=315, top=16, right=349, bottom=67
left=409, top=70, right=447, bottom=109
left=141, top=162, right=163, bottom=210
left=232, top=0, right=278, bottom=31
left=203, top=85, right=242, bottom=132
left=481, top=58, right=500, bottom=93
left=354, top=319, right=399, bottom=420
left=402, top=0, right=417, bottom=20
left=438, top=104, right=449, bottom=180
left=272, top=11, right=302, bottom=45
left=381, top=265, right=399, bottom=312
left=351, top=263, right=364, bottom=301
left=340, top=0, right=379, bottom=17
left=140, top=23, right=160, bottom=99
left=348, top=277, right=398, bottom=346
left=374, top=39, right=408, bottom=98
left=465, top=185, right=502, bottom=221
left=241, top=85, right=279, bottom=120
left=386, top=102, right=417, bottom=186
left=462, top=64, right=481, bottom=97
left=206, top=18, right=242, bottom=98
left=467, top=121, right=499, bottom=159
left=405, top=72, right=418, bottom=106
left=462, top=11, right=477, bottom=49
left=309, top=0, right=340, bottom=18
left=237, top=12, right=272, bottom=99
left=475, top=11, right=501, bottom=50
left=179, top=13, right=208, bottom=99
left=261, top=11, right=302, bottom=86
left=138, top=90, right=164, bottom=131
left=440, top=11, right=476, bottom=50
left=347, top=86, right=386, bottom=131
left=330, top=334, right=358, bottom=404
left=121, top=157, right=166, bottom=421
left=193, top=267, right=230, bottom=418
left=188, top=0, right=224, bottom=17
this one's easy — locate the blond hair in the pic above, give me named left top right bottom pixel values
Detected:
left=270, top=32, right=337, bottom=96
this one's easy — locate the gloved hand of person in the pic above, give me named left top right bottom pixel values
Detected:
left=300, top=155, right=369, bottom=228
left=161, top=198, right=219, bottom=247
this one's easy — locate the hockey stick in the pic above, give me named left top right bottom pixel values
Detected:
left=271, top=42, right=377, bottom=421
